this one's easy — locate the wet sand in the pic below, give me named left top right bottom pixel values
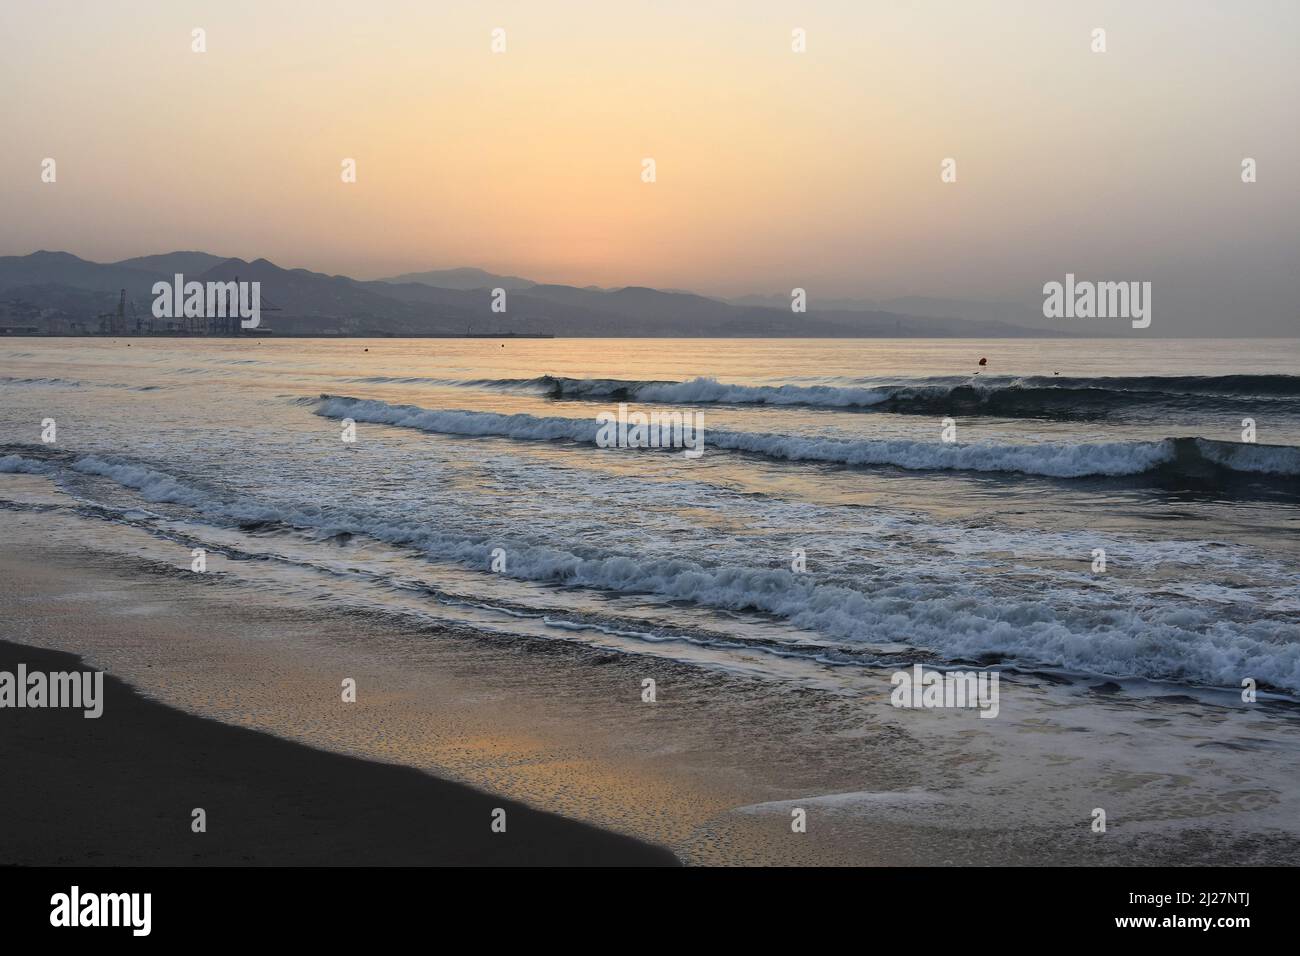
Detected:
left=3, top=483, right=1299, bottom=867
left=0, top=638, right=677, bottom=866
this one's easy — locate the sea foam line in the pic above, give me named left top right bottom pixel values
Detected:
left=434, top=373, right=1300, bottom=413
left=4, top=450, right=1299, bottom=693
left=314, top=395, right=1177, bottom=478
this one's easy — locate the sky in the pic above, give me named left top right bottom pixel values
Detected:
left=1, top=0, right=1296, bottom=334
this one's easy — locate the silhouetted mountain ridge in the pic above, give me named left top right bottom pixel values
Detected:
left=0, top=250, right=1065, bottom=336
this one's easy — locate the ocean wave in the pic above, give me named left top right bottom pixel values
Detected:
left=69, top=456, right=216, bottom=506
left=4, top=448, right=1298, bottom=693
left=0, top=453, right=53, bottom=474
left=0, top=375, right=82, bottom=388
left=539, top=375, right=892, bottom=407
left=0, top=375, right=167, bottom=392
left=312, top=395, right=1300, bottom=480
left=422, top=373, right=1300, bottom=418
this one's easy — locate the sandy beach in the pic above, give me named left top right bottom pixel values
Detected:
left=0, top=633, right=676, bottom=865
left=4, top=476, right=1299, bottom=867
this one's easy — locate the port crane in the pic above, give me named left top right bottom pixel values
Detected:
left=97, top=281, right=281, bottom=335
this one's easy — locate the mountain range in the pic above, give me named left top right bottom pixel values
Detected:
left=0, top=250, right=1059, bottom=337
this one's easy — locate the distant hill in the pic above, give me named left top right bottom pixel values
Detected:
left=727, top=292, right=1049, bottom=331
left=195, top=258, right=476, bottom=335
left=378, top=267, right=536, bottom=291
left=0, top=251, right=159, bottom=298
left=112, top=251, right=230, bottom=276
left=0, top=250, right=1066, bottom=337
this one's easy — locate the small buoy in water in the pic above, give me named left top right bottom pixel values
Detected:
left=978, top=357, right=987, bottom=367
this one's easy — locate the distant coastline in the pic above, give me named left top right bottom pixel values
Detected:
left=1, top=249, right=1070, bottom=338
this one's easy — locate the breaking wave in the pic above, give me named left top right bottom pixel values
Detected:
left=313, top=395, right=1300, bottom=481
left=404, top=373, right=1300, bottom=419
left=3, top=449, right=1298, bottom=694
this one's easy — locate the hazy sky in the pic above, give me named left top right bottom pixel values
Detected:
left=1, top=0, right=1296, bottom=333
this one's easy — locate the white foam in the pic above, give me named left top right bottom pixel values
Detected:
left=734, top=789, right=945, bottom=813
left=19, top=448, right=1300, bottom=694
left=0, top=454, right=52, bottom=474
left=10, top=444, right=1299, bottom=694
left=1196, top=438, right=1300, bottom=476
left=315, top=396, right=1176, bottom=478
left=629, top=377, right=892, bottom=407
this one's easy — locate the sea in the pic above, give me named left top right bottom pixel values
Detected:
left=3, top=336, right=1298, bottom=697
left=6, top=335, right=1300, bottom=862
